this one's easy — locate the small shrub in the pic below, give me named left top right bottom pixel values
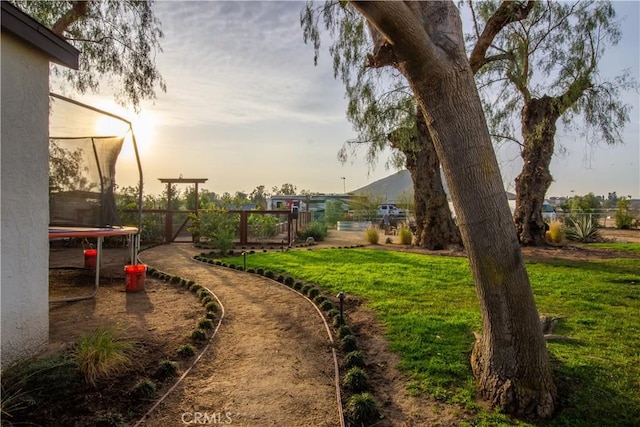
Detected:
left=565, top=216, right=601, bottom=242
left=293, top=282, right=304, bottom=290
left=337, top=324, right=353, bottom=339
left=154, top=360, right=178, bottom=380
left=308, top=288, right=320, bottom=299
left=327, top=308, right=340, bottom=318
left=284, top=276, right=295, bottom=287
left=341, top=334, right=358, bottom=352
left=74, top=326, right=133, bottom=386
left=0, top=354, right=79, bottom=419
left=132, top=378, right=156, bottom=399
left=342, top=366, right=368, bottom=392
left=314, top=295, right=327, bottom=304
left=205, top=301, right=219, bottom=313
left=345, top=392, right=379, bottom=423
left=301, top=284, right=312, bottom=295
left=177, top=344, right=195, bottom=358
left=247, top=268, right=256, bottom=274
left=170, top=275, right=181, bottom=284
left=616, top=199, right=635, bottom=229
left=276, top=274, right=285, bottom=283
left=364, top=227, right=379, bottom=244
left=385, top=237, right=393, bottom=244
left=191, top=329, right=207, bottom=342
left=95, top=411, right=126, bottom=427
left=197, top=288, right=209, bottom=300
left=298, top=221, right=328, bottom=241
left=319, top=300, right=335, bottom=311
left=546, top=220, right=564, bottom=243
left=205, top=311, right=216, bottom=320
left=256, top=267, right=264, bottom=275
left=190, top=283, right=202, bottom=293
left=228, top=263, right=236, bottom=269
left=342, top=350, right=366, bottom=369
left=265, top=270, right=275, bottom=279
left=398, top=226, right=413, bottom=245
left=198, top=318, right=214, bottom=330
left=201, top=295, right=213, bottom=305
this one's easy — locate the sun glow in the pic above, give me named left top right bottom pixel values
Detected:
left=126, top=110, right=156, bottom=157
left=90, top=99, right=156, bottom=160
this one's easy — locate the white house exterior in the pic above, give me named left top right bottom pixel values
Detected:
left=1, top=3, right=79, bottom=369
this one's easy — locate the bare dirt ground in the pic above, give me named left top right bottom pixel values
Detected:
left=42, top=227, right=639, bottom=426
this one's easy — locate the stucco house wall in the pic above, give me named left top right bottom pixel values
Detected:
left=1, top=32, right=52, bottom=368
left=1, top=3, right=79, bottom=369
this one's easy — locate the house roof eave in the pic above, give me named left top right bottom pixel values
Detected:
left=1, top=2, right=80, bottom=70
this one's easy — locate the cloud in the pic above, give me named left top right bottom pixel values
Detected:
left=149, top=1, right=345, bottom=128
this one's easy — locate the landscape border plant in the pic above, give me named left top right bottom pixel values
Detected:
left=74, top=325, right=134, bottom=386
left=364, top=227, right=379, bottom=244
left=564, top=216, right=601, bottom=242
left=398, top=225, right=413, bottom=245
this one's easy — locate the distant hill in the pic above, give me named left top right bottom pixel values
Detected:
left=353, top=169, right=449, bottom=203
left=352, top=169, right=514, bottom=203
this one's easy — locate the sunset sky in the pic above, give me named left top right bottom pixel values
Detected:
left=73, top=1, right=639, bottom=199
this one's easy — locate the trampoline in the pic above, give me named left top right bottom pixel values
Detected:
left=49, top=226, right=139, bottom=302
left=48, top=94, right=144, bottom=303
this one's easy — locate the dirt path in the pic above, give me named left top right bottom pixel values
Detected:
left=137, top=245, right=341, bottom=426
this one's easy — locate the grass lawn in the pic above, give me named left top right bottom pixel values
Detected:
left=228, top=246, right=640, bottom=426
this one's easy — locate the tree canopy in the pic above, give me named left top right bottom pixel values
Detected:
left=466, top=0, right=636, bottom=244
left=12, top=0, right=166, bottom=110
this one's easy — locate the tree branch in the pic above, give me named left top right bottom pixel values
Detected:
left=52, top=1, right=88, bottom=36
left=350, top=1, right=446, bottom=75
left=483, top=51, right=515, bottom=67
left=490, top=132, right=524, bottom=148
left=469, top=0, right=535, bottom=74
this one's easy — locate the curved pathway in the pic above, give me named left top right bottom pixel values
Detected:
left=137, top=245, right=340, bottom=426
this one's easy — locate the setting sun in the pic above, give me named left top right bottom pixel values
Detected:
left=124, top=110, right=155, bottom=158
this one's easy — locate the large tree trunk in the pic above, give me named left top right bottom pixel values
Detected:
left=514, top=97, right=559, bottom=246
left=404, top=112, right=461, bottom=249
left=352, top=1, right=556, bottom=419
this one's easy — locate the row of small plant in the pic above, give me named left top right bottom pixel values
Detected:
left=147, top=267, right=220, bottom=344
left=192, top=255, right=381, bottom=425
left=91, top=268, right=223, bottom=426
left=364, top=226, right=414, bottom=245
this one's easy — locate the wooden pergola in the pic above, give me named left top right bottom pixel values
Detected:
left=158, top=178, right=208, bottom=243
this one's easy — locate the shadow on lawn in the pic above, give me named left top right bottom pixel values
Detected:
left=550, top=355, right=640, bottom=426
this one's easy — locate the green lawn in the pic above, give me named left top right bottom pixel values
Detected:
left=227, top=247, right=640, bottom=426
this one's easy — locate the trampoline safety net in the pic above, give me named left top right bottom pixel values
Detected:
left=49, top=94, right=137, bottom=228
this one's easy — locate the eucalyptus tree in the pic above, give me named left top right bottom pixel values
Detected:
left=467, top=0, right=635, bottom=245
left=11, top=0, right=165, bottom=110
left=335, top=1, right=556, bottom=418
